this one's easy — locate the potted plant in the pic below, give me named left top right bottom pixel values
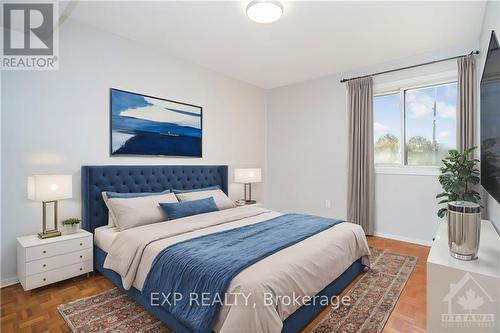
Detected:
left=61, top=218, right=80, bottom=234
left=436, top=147, right=481, bottom=218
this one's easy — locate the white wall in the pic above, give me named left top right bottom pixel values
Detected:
left=266, top=74, right=349, bottom=220
left=266, top=43, right=478, bottom=246
left=0, top=19, right=267, bottom=286
left=478, top=1, right=500, bottom=232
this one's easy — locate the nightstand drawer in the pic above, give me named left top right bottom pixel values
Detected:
left=25, top=260, right=92, bottom=290
left=26, top=248, right=92, bottom=276
left=25, top=236, right=92, bottom=262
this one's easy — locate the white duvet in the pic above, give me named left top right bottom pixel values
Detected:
left=103, top=206, right=370, bottom=333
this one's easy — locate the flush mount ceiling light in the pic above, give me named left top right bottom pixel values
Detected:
left=246, top=1, right=283, bottom=24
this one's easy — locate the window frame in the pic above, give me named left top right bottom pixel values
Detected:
left=374, top=78, right=458, bottom=175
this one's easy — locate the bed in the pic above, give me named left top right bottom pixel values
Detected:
left=82, top=165, right=370, bottom=333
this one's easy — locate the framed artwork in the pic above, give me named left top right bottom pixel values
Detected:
left=110, top=88, right=202, bottom=157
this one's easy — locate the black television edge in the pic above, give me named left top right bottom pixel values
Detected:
left=480, top=30, right=500, bottom=203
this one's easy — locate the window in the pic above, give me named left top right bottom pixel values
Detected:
left=374, top=82, right=457, bottom=168
left=374, top=93, right=401, bottom=165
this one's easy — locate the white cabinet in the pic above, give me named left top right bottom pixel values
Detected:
left=427, top=220, right=500, bottom=333
left=17, top=230, right=93, bottom=291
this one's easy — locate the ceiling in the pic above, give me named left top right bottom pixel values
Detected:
left=67, top=1, right=486, bottom=89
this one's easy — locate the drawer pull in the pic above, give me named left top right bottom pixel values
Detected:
left=42, top=250, right=46, bottom=254
left=42, top=278, right=46, bottom=281
left=79, top=243, right=83, bottom=246
left=79, top=255, right=83, bottom=259
left=42, top=264, right=46, bottom=268
left=80, top=268, right=83, bottom=271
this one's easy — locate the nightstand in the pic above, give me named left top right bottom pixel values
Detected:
left=17, top=230, right=93, bottom=291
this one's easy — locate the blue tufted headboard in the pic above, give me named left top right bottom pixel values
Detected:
left=81, top=165, right=228, bottom=233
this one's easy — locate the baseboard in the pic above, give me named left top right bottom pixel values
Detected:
left=1, top=276, right=18, bottom=288
left=373, top=232, right=432, bottom=246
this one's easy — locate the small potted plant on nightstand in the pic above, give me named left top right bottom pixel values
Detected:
left=61, top=218, right=80, bottom=234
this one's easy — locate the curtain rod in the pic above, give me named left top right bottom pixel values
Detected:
left=340, top=50, right=480, bottom=83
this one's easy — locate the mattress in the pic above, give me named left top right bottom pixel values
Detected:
left=94, top=225, right=120, bottom=252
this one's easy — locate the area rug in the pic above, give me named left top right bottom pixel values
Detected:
left=310, top=248, right=417, bottom=333
left=58, top=248, right=416, bottom=333
left=57, top=287, right=171, bottom=333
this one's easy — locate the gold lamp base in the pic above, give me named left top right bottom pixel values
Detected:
left=38, top=230, right=62, bottom=239
left=243, top=183, right=256, bottom=203
left=38, top=200, right=62, bottom=239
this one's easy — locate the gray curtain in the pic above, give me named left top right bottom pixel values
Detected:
left=347, top=77, right=375, bottom=235
left=457, top=55, right=477, bottom=152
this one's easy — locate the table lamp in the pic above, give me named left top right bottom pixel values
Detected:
left=234, top=168, right=262, bottom=204
left=28, top=175, right=72, bottom=239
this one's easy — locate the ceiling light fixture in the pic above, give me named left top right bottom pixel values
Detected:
left=246, top=1, right=283, bottom=24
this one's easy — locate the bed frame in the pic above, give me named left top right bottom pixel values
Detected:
left=81, top=165, right=364, bottom=333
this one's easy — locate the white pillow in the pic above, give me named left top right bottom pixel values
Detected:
left=107, top=212, right=116, bottom=227
left=175, top=189, right=235, bottom=210
left=105, top=193, right=178, bottom=231
left=101, top=192, right=117, bottom=226
left=102, top=190, right=171, bottom=226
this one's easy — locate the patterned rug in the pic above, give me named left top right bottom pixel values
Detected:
left=310, top=248, right=417, bottom=333
left=58, top=248, right=416, bottom=333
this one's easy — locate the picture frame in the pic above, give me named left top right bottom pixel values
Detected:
left=110, top=88, right=202, bottom=157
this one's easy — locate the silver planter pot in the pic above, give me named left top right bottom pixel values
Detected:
left=447, top=201, right=481, bottom=261
left=63, top=223, right=79, bottom=235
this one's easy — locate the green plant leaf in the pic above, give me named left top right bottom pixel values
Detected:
left=437, top=207, right=448, bottom=218
left=62, top=218, right=80, bottom=225
left=436, top=146, right=480, bottom=217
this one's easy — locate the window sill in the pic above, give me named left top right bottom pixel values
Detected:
left=375, top=166, right=440, bottom=176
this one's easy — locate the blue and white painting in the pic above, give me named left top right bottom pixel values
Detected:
left=110, top=89, right=202, bottom=157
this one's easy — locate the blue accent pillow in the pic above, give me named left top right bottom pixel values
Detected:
left=160, top=197, right=218, bottom=220
left=106, top=189, right=171, bottom=199
left=172, top=185, right=220, bottom=194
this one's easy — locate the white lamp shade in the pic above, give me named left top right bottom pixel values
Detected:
left=27, top=175, right=72, bottom=201
left=234, top=168, right=262, bottom=184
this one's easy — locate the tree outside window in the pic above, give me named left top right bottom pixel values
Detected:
left=374, top=82, right=457, bottom=167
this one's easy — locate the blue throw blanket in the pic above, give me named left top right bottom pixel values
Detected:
left=143, top=213, right=344, bottom=333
